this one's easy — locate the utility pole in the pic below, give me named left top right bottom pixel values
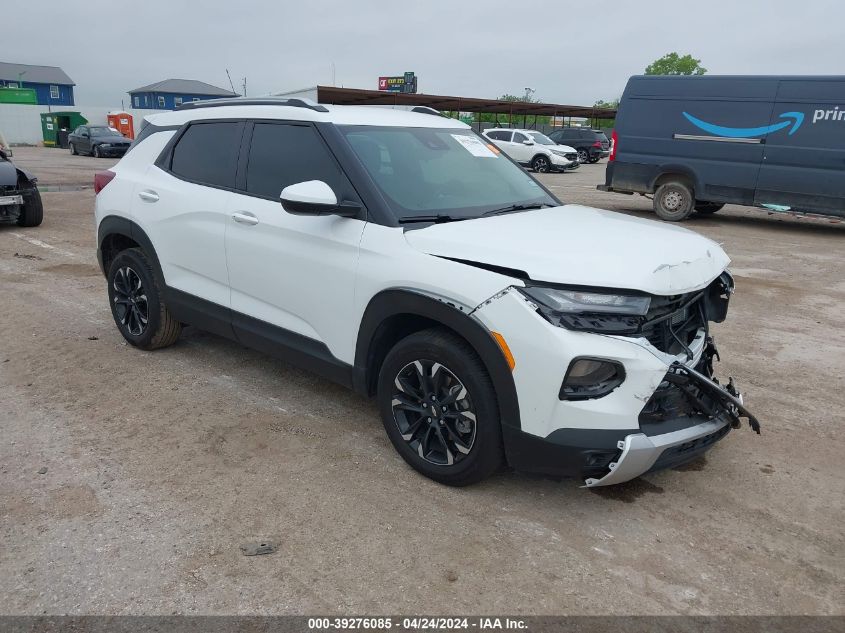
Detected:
left=225, top=69, right=236, bottom=95
left=242, top=77, right=247, bottom=97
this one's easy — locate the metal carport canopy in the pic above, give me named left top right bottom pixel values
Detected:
left=315, top=86, right=616, bottom=119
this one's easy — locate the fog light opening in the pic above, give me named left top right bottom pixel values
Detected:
left=560, top=358, right=626, bottom=400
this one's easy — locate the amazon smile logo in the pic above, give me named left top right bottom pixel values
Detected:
left=682, top=111, right=804, bottom=138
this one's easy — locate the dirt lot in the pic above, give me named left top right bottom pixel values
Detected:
left=1, top=147, right=843, bottom=615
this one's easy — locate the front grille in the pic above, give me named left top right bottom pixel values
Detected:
left=640, top=292, right=705, bottom=355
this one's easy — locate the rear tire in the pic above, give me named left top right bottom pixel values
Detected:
left=695, top=202, right=724, bottom=214
left=588, top=157, right=600, bottom=164
left=654, top=181, right=695, bottom=221
left=16, top=186, right=43, bottom=227
left=576, top=148, right=589, bottom=163
left=377, top=328, right=504, bottom=486
left=107, top=248, right=181, bottom=350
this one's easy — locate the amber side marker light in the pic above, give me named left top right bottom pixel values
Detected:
left=491, top=332, right=515, bottom=371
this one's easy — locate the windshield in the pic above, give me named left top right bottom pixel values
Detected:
left=527, top=131, right=555, bottom=145
left=89, top=126, right=123, bottom=137
left=341, top=126, right=557, bottom=221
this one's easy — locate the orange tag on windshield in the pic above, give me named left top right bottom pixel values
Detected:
left=486, top=144, right=501, bottom=154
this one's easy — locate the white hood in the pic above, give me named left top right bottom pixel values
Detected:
left=552, top=143, right=576, bottom=153
left=404, top=205, right=730, bottom=295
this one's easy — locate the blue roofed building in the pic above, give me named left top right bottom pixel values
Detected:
left=0, top=61, right=75, bottom=106
left=128, top=79, right=238, bottom=110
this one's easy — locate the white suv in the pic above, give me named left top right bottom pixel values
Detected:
left=94, top=97, right=760, bottom=487
left=483, top=128, right=578, bottom=173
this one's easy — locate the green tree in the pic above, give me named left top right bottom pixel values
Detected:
left=645, top=52, right=707, bottom=76
left=591, top=99, right=619, bottom=129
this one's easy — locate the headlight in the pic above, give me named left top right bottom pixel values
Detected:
left=100, top=143, right=111, bottom=148
left=550, top=149, right=568, bottom=157
left=519, top=286, right=651, bottom=334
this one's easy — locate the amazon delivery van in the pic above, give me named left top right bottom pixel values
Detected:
left=599, top=75, right=845, bottom=221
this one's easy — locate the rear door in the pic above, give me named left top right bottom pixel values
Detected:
left=225, top=121, right=365, bottom=360
left=754, top=78, right=845, bottom=216
left=137, top=120, right=242, bottom=310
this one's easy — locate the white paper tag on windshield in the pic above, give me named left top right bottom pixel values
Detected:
left=451, top=134, right=497, bottom=158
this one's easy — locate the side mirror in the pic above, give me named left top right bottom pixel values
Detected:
left=523, top=139, right=534, bottom=145
left=280, top=180, right=360, bottom=217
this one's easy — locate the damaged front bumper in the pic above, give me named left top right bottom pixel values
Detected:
left=584, top=346, right=760, bottom=487
left=472, top=284, right=761, bottom=487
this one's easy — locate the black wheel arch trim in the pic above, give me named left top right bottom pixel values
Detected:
left=353, top=288, right=521, bottom=431
left=97, top=216, right=165, bottom=282
left=649, top=165, right=701, bottom=194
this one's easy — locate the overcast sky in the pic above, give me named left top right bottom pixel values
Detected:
left=6, top=0, right=845, bottom=107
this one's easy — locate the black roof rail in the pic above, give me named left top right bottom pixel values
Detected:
left=175, top=97, right=329, bottom=113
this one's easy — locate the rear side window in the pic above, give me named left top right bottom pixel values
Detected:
left=487, top=130, right=511, bottom=141
left=170, top=122, right=241, bottom=189
left=244, top=123, right=350, bottom=199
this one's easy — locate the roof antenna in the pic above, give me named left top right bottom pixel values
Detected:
left=225, top=69, right=237, bottom=95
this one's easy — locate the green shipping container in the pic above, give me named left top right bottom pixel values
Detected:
left=0, top=87, right=38, bottom=104
left=40, top=111, right=88, bottom=147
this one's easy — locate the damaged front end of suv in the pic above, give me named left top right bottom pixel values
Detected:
left=470, top=268, right=761, bottom=487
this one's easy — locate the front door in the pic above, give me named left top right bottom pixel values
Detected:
left=225, top=121, right=365, bottom=362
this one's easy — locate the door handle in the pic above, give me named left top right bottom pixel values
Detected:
left=138, top=190, right=159, bottom=202
left=232, top=211, right=259, bottom=226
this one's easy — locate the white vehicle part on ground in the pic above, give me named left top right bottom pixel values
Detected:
left=404, top=205, right=730, bottom=295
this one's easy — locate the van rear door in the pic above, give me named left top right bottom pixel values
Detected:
left=754, top=78, right=845, bottom=218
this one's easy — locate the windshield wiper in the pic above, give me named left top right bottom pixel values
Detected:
left=482, top=203, right=555, bottom=217
left=398, top=214, right=469, bottom=224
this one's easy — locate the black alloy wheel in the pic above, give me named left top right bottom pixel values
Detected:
left=112, top=265, right=149, bottom=337
left=391, top=359, right=477, bottom=466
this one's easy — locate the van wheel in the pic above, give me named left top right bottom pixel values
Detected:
left=695, top=202, right=724, bottom=214
left=377, top=328, right=504, bottom=486
left=531, top=155, right=551, bottom=173
left=654, top=181, right=695, bottom=221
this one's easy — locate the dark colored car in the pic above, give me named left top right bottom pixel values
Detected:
left=600, top=75, right=845, bottom=221
left=0, top=146, right=43, bottom=227
left=68, top=125, right=131, bottom=158
left=547, top=128, right=610, bottom=163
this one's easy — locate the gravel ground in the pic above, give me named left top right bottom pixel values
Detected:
left=1, top=147, right=843, bottom=615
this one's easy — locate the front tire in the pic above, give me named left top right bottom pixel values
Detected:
left=654, top=181, right=695, bottom=221
left=69, top=143, right=78, bottom=155
left=531, top=155, right=551, bottom=173
left=93, top=145, right=101, bottom=158
left=377, top=328, right=504, bottom=486
left=16, top=185, right=43, bottom=227
left=107, top=248, right=181, bottom=350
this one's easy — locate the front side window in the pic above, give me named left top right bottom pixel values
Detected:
left=50, top=85, right=60, bottom=99
left=169, top=122, right=241, bottom=189
left=527, top=132, right=555, bottom=145
left=245, top=123, right=352, bottom=199
left=342, top=126, right=556, bottom=221
left=512, top=132, right=529, bottom=143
